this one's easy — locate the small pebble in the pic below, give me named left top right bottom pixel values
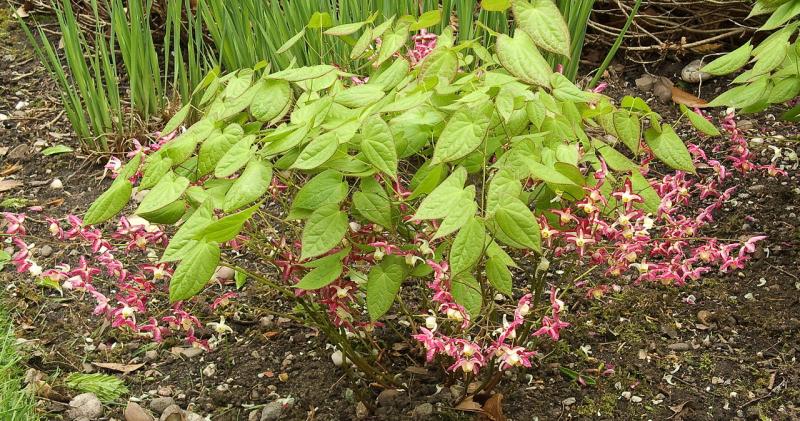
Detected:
left=50, top=178, right=63, bottom=189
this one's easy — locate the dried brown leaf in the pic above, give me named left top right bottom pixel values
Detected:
left=481, top=393, right=506, bottom=421
left=0, top=164, right=22, bottom=176
left=672, top=86, right=708, bottom=108
left=0, top=179, right=23, bottom=192
left=92, top=362, right=145, bottom=374
left=454, top=395, right=483, bottom=413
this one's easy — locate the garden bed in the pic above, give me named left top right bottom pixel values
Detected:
left=2, top=7, right=800, bottom=421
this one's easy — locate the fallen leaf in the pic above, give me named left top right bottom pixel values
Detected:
left=455, top=395, right=483, bottom=413
left=690, top=42, right=723, bottom=54
left=481, top=393, right=506, bottom=421
left=43, top=198, right=65, bottom=208
left=672, top=86, right=708, bottom=108
left=13, top=5, right=30, bottom=18
left=41, top=144, right=74, bottom=156
left=0, top=179, right=23, bottom=192
left=0, top=164, right=22, bottom=176
left=92, top=362, right=145, bottom=374
left=670, top=401, right=688, bottom=414
left=264, top=331, right=279, bottom=338
left=0, top=146, right=8, bottom=156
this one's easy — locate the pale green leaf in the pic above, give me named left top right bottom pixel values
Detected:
left=496, top=32, right=552, bottom=87
left=301, top=204, right=348, bottom=260
left=432, top=102, right=492, bottom=164
left=223, top=159, right=272, bottom=212
left=366, top=255, right=408, bottom=320
left=169, top=241, right=220, bottom=302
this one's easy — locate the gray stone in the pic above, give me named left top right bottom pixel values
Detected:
left=67, top=393, right=103, bottom=420
left=260, top=401, right=284, bottom=421
left=668, top=342, right=691, bottom=351
left=412, top=402, right=433, bottom=418
left=150, top=398, right=176, bottom=415
left=376, top=389, right=402, bottom=407
left=39, top=245, right=53, bottom=257
left=159, top=405, right=184, bottom=421
left=124, top=401, right=155, bottom=421
left=681, top=59, right=713, bottom=83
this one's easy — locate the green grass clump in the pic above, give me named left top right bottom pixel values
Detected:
left=0, top=312, right=38, bottom=421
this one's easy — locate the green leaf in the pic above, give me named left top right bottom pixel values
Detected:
left=366, top=255, right=409, bottom=321
left=215, top=135, right=255, bottom=178
left=434, top=193, right=477, bottom=239
left=162, top=103, right=191, bottom=135
left=360, top=115, right=398, bottom=178
left=139, top=155, right=173, bottom=190
left=136, top=175, right=190, bottom=215
left=335, top=84, right=386, bottom=108
left=41, top=144, right=74, bottom=156
left=301, top=204, right=348, bottom=260
left=551, top=73, right=597, bottom=102
left=707, top=78, right=769, bottom=109
left=289, top=170, right=348, bottom=219
left=679, top=104, right=721, bottom=136
left=370, top=57, right=410, bottom=90
left=65, top=373, right=128, bottom=403
left=169, top=241, right=220, bottom=302
left=451, top=273, right=482, bottom=318
left=486, top=257, right=512, bottom=296
left=235, top=270, right=247, bottom=289
left=325, top=21, right=366, bottom=36
left=276, top=28, right=306, bottom=54
left=486, top=240, right=517, bottom=268
left=118, top=153, right=142, bottom=182
left=761, top=0, right=800, bottom=30
left=375, top=28, right=408, bottom=67
left=450, top=217, right=487, bottom=276
left=483, top=0, right=511, bottom=11
left=418, top=48, right=459, bottom=82
left=353, top=190, right=393, bottom=228
left=223, top=159, right=272, bottom=212
left=630, top=172, right=660, bottom=214
left=593, top=139, right=637, bottom=171
left=162, top=119, right=214, bottom=164
left=644, top=124, right=695, bottom=172
left=198, top=205, right=258, bottom=243
left=296, top=258, right=343, bottom=290
left=83, top=180, right=132, bottom=225
left=486, top=169, right=522, bottom=213
left=409, top=163, right=446, bottom=200
left=493, top=197, right=541, bottom=252
left=527, top=161, right=578, bottom=185
left=307, top=12, right=333, bottom=29
left=138, top=200, right=186, bottom=224
left=612, top=110, right=641, bottom=154
left=162, top=201, right=214, bottom=262
left=432, top=102, right=492, bottom=164
left=250, top=79, right=292, bottom=122
left=268, top=65, right=337, bottom=82
left=351, top=27, right=374, bottom=59
left=198, top=124, right=244, bottom=176
left=700, top=41, right=753, bottom=76
left=413, top=166, right=468, bottom=220
left=410, top=10, right=442, bottom=31
left=496, top=32, right=552, bottom=87
left=512, top=0, right=571, bottom=56
left=291, top=132, right=339, bottom=170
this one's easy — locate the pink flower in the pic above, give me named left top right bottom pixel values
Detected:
left=2, top=212, right=26, bottom=236
left=532, top=315, right=570, bottom=341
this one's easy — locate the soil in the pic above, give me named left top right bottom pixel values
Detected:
left=2, top=9, right=800, bottom=421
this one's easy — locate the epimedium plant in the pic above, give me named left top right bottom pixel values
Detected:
left=46, top=2, right=775, bottom=395
left=703, top=0, right=800, bottom=120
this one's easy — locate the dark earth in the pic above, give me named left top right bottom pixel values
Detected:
left=2, top=7, right=800, bottom=421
